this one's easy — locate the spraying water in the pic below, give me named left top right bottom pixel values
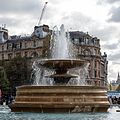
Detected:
left=51, top=24, right=73, bottom=59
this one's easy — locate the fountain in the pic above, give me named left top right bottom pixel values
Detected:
left=9, top=25, right=109, bottom=112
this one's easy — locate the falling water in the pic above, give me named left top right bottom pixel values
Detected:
left=78, top=63, right=90, bottom=85
left=31, top=61, right=54, bottom=85
left=68, top=63, right=90, bottom=86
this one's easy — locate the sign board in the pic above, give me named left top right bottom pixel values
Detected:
left=107, top=91, right=120, bottom=98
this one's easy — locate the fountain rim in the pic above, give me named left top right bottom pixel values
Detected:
left=36, top=58, right=86, bottom=70
left=37, top=58, right=85, bottom=62
left=17, top=85, right=108, bottom=90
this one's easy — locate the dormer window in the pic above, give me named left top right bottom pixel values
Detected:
left=33, top=41, right=36, bottom=47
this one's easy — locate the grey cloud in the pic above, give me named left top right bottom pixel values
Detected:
left=0, top=0, right=50, bottom=30
left=0, top=0, right=56, bottom=27
left=107, top=0, right=120, bottom=3
left=0, top=17, right=22, bottom=27
left=108, top=68, right=117, bottom=81
left=89, top=26, right=117, bottom=41
left=102, top=43, right=118, bottom=50
left=108, top=7, right=120, bottom=22
left=61, top=12, right=118, bottom=44
left=97, top=0, right=120, bottom=4
left=0, top=0, right=41, bottom=16
left=61, top=12, right=92, bottom=30
left=42, top=7, right=57, bottom=20
left=109, top=52, right=120, bottom=61
left=60, top=12, right=118, bottom=43
left=49, top=0, right=61, bottom=4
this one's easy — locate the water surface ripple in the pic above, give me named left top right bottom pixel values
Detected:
left=0, top=112, right=120, bottom=120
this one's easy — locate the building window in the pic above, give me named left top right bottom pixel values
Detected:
left=98, top=70, right=100, bottom=77
left=2, top=46, right=4, bottom=51
left=94, top=81, right=97, bottom=86
left=2, top=54, right=4, bottom=60
left=72, top=38, right=74, bottom=43
left=98, top=61, right=100, bottom=69
left=98, top=81, right=101, bottom=86
left=25, top=42, right=27, bottom=48
left=7, top=43, right=13, bottom=50
left=95, top=70, right=97, bottom=78
left=15, top=43, right=21, bottom=49
left=78, top=48, right=81, bottom=54
left=85, top=38, right=89, bottom=44
left=8, top=53, right=12, bottom=60
left=25, top=52, right=28, bottom=57
left=31, top=52, right=38, bottom=58
left=16, top=52, right=21, bottom=57
left=87, top=80, right=91, bottom=85
left=94, top=49, right=97, bottom=55
left=101, top=64, right=104, bottom=77
left=33, top=41, right=36, bottom=47
left=88, top=70, right=91, bottom=78
left=95, top=61, right=97, bottom=68
left=79, top=38, right=82, bottom=44
left=83, top=49, right=91, bottom=56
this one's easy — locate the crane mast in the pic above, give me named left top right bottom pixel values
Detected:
left=38, top=2, right=48, bottom=26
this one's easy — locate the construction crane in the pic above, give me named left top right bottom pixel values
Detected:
left=38, top=2, right=48, bottom=26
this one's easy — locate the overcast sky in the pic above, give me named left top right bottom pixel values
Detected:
left=0, top=0, right=120, bottom=82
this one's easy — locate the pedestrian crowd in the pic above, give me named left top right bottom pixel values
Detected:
left=108, top=96, right=120, bottom=104
left=0, top=95, right=14, bottom=105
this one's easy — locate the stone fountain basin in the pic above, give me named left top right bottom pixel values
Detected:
left=37, top=59, right=85, bottom=70
left=10, top=85, right=109, bottom=113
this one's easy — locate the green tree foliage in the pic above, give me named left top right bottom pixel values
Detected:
left=0, top=57, right=32, bottom=95
left=4, top=57, right=31, bottom=88
left=0, top=66, right=10, bottom=94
